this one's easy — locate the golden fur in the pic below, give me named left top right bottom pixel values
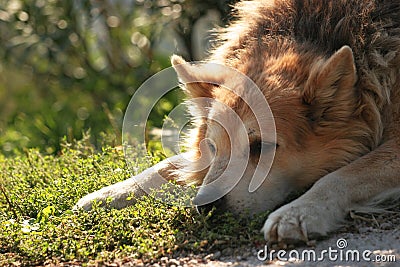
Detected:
left=181, top=0, right=400, bottom=188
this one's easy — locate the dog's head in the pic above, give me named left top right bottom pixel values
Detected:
left=172, top=46, right=368, bottom=215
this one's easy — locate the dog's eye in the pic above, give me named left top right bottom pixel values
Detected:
left=262, top=142, right=278, bottom=151
left=206, top=139, right=216, bottom=154
left=250, top=141, right=277, bottom=155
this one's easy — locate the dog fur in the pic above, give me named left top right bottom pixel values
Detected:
left=76, top=0, right=400, bottom=245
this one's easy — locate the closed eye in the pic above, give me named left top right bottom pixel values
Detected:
left=206, top=139, right=216, bottom=154
left=250, top=140, right=278, bottom=155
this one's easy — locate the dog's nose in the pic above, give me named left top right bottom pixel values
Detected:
left=195, top=198, right=225, bottom=215
left=196, top=202, right=215, bottom=215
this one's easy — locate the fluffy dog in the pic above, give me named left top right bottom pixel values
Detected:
left=76, top=0, right=400, bottom=245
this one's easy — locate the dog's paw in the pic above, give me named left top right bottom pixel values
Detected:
left=74, top=191, right=107, bottom=211
left=261, top=200, right=342, bottom=246
left=73, top=178, right=146, bottom=211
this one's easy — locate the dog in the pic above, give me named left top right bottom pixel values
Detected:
left=76, top=0, right=400, bottom=245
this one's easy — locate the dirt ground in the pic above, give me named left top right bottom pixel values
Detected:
left=196, top=211, right=400, bottom=267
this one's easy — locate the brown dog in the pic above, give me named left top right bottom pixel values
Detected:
left=76, top=0, right=400, bottom=245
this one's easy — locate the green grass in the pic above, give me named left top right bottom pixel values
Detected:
left=0, top=138, right=268, bottom=266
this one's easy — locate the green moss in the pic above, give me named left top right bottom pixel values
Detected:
left=0, top=139, right=268, bottom=265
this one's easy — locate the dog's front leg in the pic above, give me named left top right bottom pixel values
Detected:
left=74, top=153, right=189, bottom=211
left=262, top=138, right=400, bottom=244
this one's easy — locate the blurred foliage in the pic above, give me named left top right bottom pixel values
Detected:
left=0, top=0, right=236, bottom=155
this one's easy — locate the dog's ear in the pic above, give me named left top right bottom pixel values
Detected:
left=171, top=55, right=218, bottom=99
left=302, top=46, right=358, bottom=123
